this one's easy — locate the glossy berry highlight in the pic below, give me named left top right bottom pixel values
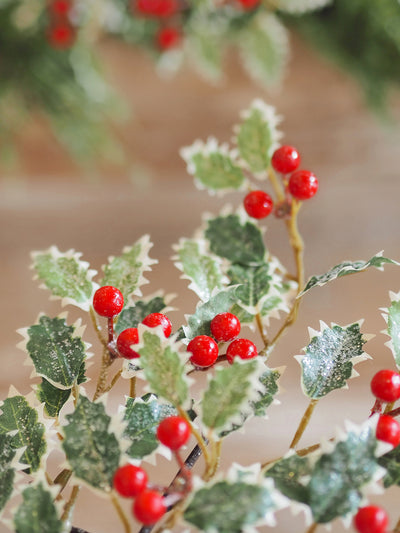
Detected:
left=210, top=312, right=241, bottom=342
left=271, top=145, right=301, bottom=174
left=117, top=328, right=140, bottom=359
left=288, top=170, right=318, bottom=200
left=376, top=414, right=400, bottom=447
left=142, top=312, right=172, bottom=337
left=243, top=190, right=274, bottom=219
left=133, top=490, right=166, bottom=525
left=93, top=286, right=124, bottom=318
left=187, top=335, right=219, bottom=368
left=371, top=369, right=400, bottom=403
left=226, top=338, right=258, bottom=364
left=113, top=464, right=148, bottom=498
left=353, top=505, right=389, bottom=533
left=157, top=416, right=191, bottom=450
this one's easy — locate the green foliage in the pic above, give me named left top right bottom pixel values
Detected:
left=252, top=368, right=281, bottom=417
left=0, top=434, right=16, bottom=514
left=379, top=442, right=400, bottom=488
left=382, top=292, right=400, bottom=369
left=265, top=453, right=311, bottom=504
left=36, top=379, right=72, bottom=418
left=13, top=481, right=62, bottom=533
left=115, top=295, right=167, bottom=335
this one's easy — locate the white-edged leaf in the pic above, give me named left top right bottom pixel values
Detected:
left=115, top=293, right=172, bottom=335
left=381, top=290, right=400, bottom=369
left=277, top=0, right=332, bottom=14
left=0, top=433, right=17, bottom=514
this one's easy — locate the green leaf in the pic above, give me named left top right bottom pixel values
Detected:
left=300, top=252, right=400, bottom=296
left=228, top=263, right=272, bottom=310
left=22, top=315, right=87, bottom=390
left=0, top=433, right=16, bottom=514
left=181, top=139, right=245, bottom=193
left=14, top=480, right=62, bottom=533
left=265, top=453, right=311, bottom=504
left=298, top=322, right=368, bottom=399
left=308, top=421, right=382, bottom=523
left=238, top=13, right=289, bottom=86
left=174, top=239, right=224, bottom=302
left=378, top=442, right=400, bottom=487
left=123, top=394, right=177, bottom=459
left=62, top=395, right=121, bottom=491
left=252, top=368, right=281, bottom=417
left=236, top=99, right=281, bottom=173
left=36, top=379, right=72, bottom=418
left=205, top=214, right=265, bottom=265
left=183, top=286, right=240, bottom=340
left=201, top=358, right=265, bottom=433
left=0, top=395, right=46, bottom=472
left=186, top=18, right=225, bottom=81
left=115, top=296, right=167, bottom=335
left=277, top=0, right=332, bottom=14
left=184, top=466, right=282, bottom=532
left=382, top=291, right=400, bottom=370
left=100, top=236, right=157, bottom=304
left=138, top=329, right=189, bottom=408
left=31, top=246, right=96, bottom=311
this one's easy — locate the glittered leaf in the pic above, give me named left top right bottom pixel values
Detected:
left=31, top=247, right=96, bottom=311
left=115, top=296, right=167, bottom=335
left=298, top=322, right=368, bottom=399
left=201, top=358, right=264, bottom=433
left=382, top=292, right=400, bottom=370
left=379, top=444, right=400, bottom=488
left=24, top=315, right=87, bottom=390
left=174, top=239, right=224, bottom=302
left=205, top=214, right=265, bottom=265
left=277, top=0, right=332, bottom=14
left=0, top=396, right=46, bottom=472
left=123, top=394, right=177, bottom=459
left=309, top=422, right=381, bottom=523
left=181, top=138, right=245, bottom=193
left=265, top=453, right=311, bottom=504
left=0, top=434, right=16, bottom=514
left=252, top=368, right=281, bottom=417
left=186, top=22, right=224, bottom=81
left=236, top=99, right=281, bottom=173
left=138, top=329, right=189, bottom=408
left=62, top=395, right=121, bottom=491
left=100, top=236, right=157, bottom=304
left=36, top=379, right=72, bottom=418
left=228, top=263, right=272, bottom=309
left=300, top=253, right=400, bottom=296
left=13, top=481, right=62, bottom=533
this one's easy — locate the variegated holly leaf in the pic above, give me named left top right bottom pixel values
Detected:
left=184, top=465, right=285, bottom=532
left=378, top=442, right=400, bottom=487
left=205, top=214, right=265, bottom=265
left=115, top=295, right=168, bottom=335
left=173, top=239, right=225, bottom=302
left=230, top=295, right=283, bottom=324
left=0, top=396, right=46, bottom=472
left=308, top=420, right=383, bottom=523
left=100, top=235, right=157, bottom=304
left=31, top=246, right=97, bottom=311
left=201, top=358, right=265, bottom=433
left=137, top=328, right=189, bottom=408
left=21, top=315, right=87, bottom=390
left=36, top=379, right=72, bottom=418
left=62, top=395, right=121, bottom=491
left=123, top=394, right=177, bottom=460
left=300, top=253, right=400, bottom=297
left=182, top=286, right=240, bottom=340
left=381, top=291, right=400, bottom=369
left=265, top=453, right=312, bottom=504
left=13, top=480, right=62, bottom=533
left=235, top=99, right=281, bottom=173
left=252, top=367, right=281, bottom=417
left=181, top=138, right=245, bottom=193
left=297, top=322, right=369, bottom=399
left=276, top=0, right=332, bottom=14
left=0, top=433, right=16, bottom=514
left=238, top=13, right=289, bottom=86
left=228, top=263, right=273, bottom=310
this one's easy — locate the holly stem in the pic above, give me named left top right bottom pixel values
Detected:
left=177, top=407, right=211, bottom=469
left=103, top=369, right=123, bottom=394
left=370, top=398, right=384, bottom=417
left=261, top=440, right=326, bottom=470
left=394, top=516, right=400, bottom=532
left=107, top=317, right=115, bottom=344
left=384, top=401, right=396, bottom=413
left=130, top=376, right=136, bottom=398
left=267, top=167, right=285, bottom=203
left=305, top=523, right=318, bottom=533
left=255, top=312, right=269, bottom=348
left=385, top=406, right=400, bottom=418
left=203, top=438, right=222, bottom=481
left=290, top=399, right=319, bottom=450
left=110, top=492, right=131, bottom=533
left=93, top=347, right=114, bottom=401
left=61, top=485, right=81, bottom=522
left=89, top=307, right=107, bottom=347
left=54, top=469, right=73, bottom=500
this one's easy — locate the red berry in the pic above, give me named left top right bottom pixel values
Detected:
left=371, top=369, right=400, bottom=403
left=157, top=27, right=181, bottom=50
left=113, top=464, right=148, bottom=498
left=243, top=190, right=274, bottom=219
left=133, top=490, right=166, bottom=525
left=93, top=286, right=124, bottom=317
left=142, top=313, right=172, bottom=337
left=288, top=170, right=318, bottom=200
left=237, top=0, right=260, bottom=10
left=135, top=0, right=178, bottom=17
left=376, top=415, right=400, bottom=447
left=271, top=145, right=301, bottom=174
left=157, top=416, right=191, bottom=450
left=117, top=328, right=140, bottom=359
left=226, top=338, right=258, bottom=364
left=49, top=0, right=71, bottom=16
left=47, top=24, right=75, bottom=49
left=210, top=313, right=241, bottom=342
left=353, top=505, right=389, bottom=533
left=187, top=335, right=219, bottom=368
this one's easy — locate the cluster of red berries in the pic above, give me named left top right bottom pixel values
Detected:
left=46, top=0, right=76, bottom=50
left=113, top=415, right=191, bottom=525
left=132, top=0, right=182, bottom=51
left=370, top=369, right=400, bottom=448
left=236, top=0, right=261, bottom=10
left=243, top=145, right=319, bottom=220
left=187, top=312, right=258, bottom=367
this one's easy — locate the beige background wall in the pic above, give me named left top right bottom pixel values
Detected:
left=1, top=36, right=400, bottom=532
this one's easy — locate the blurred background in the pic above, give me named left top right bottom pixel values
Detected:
left=1, top=1, right=400, bottom=532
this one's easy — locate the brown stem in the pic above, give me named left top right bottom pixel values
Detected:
left=177, top=406, right=211, bottom=469
left=54, top=469, right=73, bottom=500
left=305, top=523, right=318, bottom=533
left=267, top=167, right=285, bottom=203
left=93, top=347, right=114, bottom=401
left=385, top=406, right=400, bottom=418
left=129, top=376, right=136, bottom=398
left=384, top=401, right=396, bottom=414
left=255, top=312, right=269, bottom=348
left=290, top=399, right=319, bottom=450
left=394, top=516, right=400, bottom=533
left=107, top=317, right=115, bottom=344
left=61, top=485, right=81, bottom=522
left=111, top=492, right=131, bottom=533
left=104, top=369, right=123, bottom=394
left=89, top=307, right=107, bottom=347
